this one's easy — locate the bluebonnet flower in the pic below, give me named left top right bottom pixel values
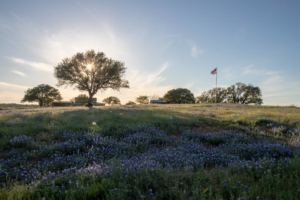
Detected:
left=140, top=195, right=146, bottom=200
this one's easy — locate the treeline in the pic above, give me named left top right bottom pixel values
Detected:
left=196, top=82, right=263, bottom=105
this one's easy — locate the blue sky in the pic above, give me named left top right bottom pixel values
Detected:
left=0, top=0, right=299, bottom=105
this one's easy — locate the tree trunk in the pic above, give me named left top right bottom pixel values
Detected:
left=88, top=94, right=93, bottom=105
left=39, top=100, right=43, bottom=107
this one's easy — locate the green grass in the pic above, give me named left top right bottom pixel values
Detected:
left=0, top=104, right=40, bottom=110
left=0, top=103, right=300, bottom=199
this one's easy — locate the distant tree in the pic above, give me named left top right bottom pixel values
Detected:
left=70, top=97, right=75, bottom=103
left=149, top=94, right=160, bottom=101
left=239, top=84, right=263, bottom=105
left=226, top=83, right=263, bottom=105
left=197, top=87, right=227, bottom=103
left=21, top=84, right=62, bottom=107
left=163, top=88, right=195, bottom=104
left=74, top=94, right=89, bottom=103
left=54, top=50, right=129, bottom=106
left=44, top=98, right=54, bottom=106
left=103, top=96, right=121, bottom=105
left=136, top=95, right=149, bottom=104
left=196, top=91, right=212, bottom=103
left=226, top=82, right=246, bottom=103
left=126, top=101, right=136, bottom=105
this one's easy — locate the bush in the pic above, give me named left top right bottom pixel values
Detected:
left=84, top=103, right=94, bottom=107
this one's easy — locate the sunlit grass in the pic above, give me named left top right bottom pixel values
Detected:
left=0, top=103, right=300, bottom=199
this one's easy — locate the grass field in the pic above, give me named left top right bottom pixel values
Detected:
left=0, top=103, right=300, bottom=200
left=0, top=104, right=39, bottom=110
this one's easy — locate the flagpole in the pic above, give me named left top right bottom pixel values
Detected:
left=215, top=67, right=217, bottom=103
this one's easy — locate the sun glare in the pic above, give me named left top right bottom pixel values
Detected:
left=87, top=64, right=92, bottom=70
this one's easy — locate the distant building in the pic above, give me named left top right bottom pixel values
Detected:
left=126, top=102, right=136, bottom=105
left=75, top=97, right=97, bottom=103
left=52, top=101, right=73, bottom=107
left=93, top=102, right=105, bottom=106
left=165, top=100, right=179, bottom=104
left=150, top=100, right=166, bottom=104
left=71, top=97, right=105, bottom=106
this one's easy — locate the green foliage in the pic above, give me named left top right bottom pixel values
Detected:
left=1, top=104, right=300, bottom=199
left=103, top=96, right=121, bottom=105
left=125, top=101, right=136, bottom=105
left=136, top=95, right=149, bottom=104
left=75, top=94, right=89, bottom=103
left=196, top=87, right=227, bottom=103
left=84, top=103, right=94, bottom=107
left=54, top=49, right=130, bottom=104
left=163, top=88, right=195, bottom=103
left=197, top=82, right=263, bottom=105
left=0, top=104, right=39, bottom=110
left=20, top=84, right=62, bottom=107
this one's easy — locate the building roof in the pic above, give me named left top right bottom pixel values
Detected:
left=93, top=102, right=105, bottom=105
left=52, top=101, right=72, bottom=103
left=150, top=100, right=165, bottom=103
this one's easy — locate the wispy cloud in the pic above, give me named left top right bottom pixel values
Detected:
left=184, top=83, right=194, bottom=88
left=10, top=57, right=53, bottom=72
left=0, top=82, right=29, bottom=90
left=187, top=40, right=203, bottom=58
left=157, top=34, right=182, bottom=55
left=243, top=64, right=279, bottom=76
left=244, top=65, right=300, bottom=100
left=12, top=70, right=27, bottom=77
left=0, top=82, right=30, bottom=103
left=97, top=62, right=172, bottom=104
left=130, top=62, right=169, bottom=89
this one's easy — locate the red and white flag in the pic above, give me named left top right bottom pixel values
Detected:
left=211, top=68, right=217, bottom=75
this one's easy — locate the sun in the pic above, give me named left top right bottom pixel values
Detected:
left=87, top=64, right=92, bottom=70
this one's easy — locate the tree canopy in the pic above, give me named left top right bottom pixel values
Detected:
left=226, top=82, right=246, bottom=103
left=136, top=95, right=149, bottom=104
left=126, top=101, right=136, bottom=105
left=196, top=82, right=263, bottom=105
left=74, top=94, right=89, bottom=103
left=196, top=87, right=227, bottom=103
left=103, top=96, right=121, bottom=105
left=21, top=84, right=62, bottom=107
left=54, top=50, right=129, bottom=104
left=163, top=88, right=195, bottom=104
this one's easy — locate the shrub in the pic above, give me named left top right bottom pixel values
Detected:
left=84, top=103, right=94, bottom=107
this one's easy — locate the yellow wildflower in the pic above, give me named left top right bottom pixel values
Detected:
left=203, top=188, right=209, bottom=194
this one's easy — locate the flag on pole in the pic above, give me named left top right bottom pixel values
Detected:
left=211, top=68, right=217, bottom=75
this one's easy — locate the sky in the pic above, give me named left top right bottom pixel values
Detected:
left=0, top=0, right=299, bottom=106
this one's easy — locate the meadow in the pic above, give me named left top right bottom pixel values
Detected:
left=0, top=104, right=39, bottom=111
left=0, top=103, right=300, bottom=200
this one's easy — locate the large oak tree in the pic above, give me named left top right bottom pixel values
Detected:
left=21, top=84, right=62, bottom=107
left=136, top=95, right=149, bottom=104
left=163, top=88, right=195, bottom=104
left=54, top=50, right=129, bottom=105
left=196, top=87, right=227, bottom=103
left=103, top=96, right=121, bottom=105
